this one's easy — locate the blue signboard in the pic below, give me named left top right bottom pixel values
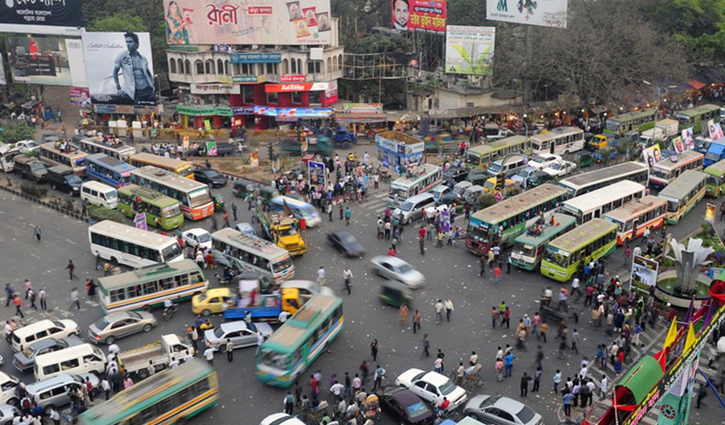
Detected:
left=230, top=52, right=282, bottom=64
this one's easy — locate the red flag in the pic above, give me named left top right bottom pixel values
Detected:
left=300, top=218, right=306, bottom=230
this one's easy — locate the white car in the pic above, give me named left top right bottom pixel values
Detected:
left=542, top=160, right=577, bottom=178
left=527, top=154, right=561, bottom=170
left=370, top=256, right=426, bottom=288
left=260, top=413, right=305, bottom=425
left=14, top=140, right=40, bottom=154
left=0, top=372, right=20, bottom=406
left=394, top=368, right=468, bottom=411
left=182, top=228, right=212, bottom=251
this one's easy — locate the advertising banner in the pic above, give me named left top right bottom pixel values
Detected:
left=134, top=213, right=148, bottom=231
left=681, top=127, right=695, bottom=151
left=707, top=119, right=724, bottom=140
left=6, top=36, right=73, bottom=86
left=253, top=105, right=333, bottom=118
left=162, top=0, right=332, bottom=46
left=706, top=202, right=716, bottom=223
left=265, top=82, right=328, bottom=92
left=641, top=144, right=662, bottom=168
left=341, top=103, right=383, bottom=114
left=81, top=32, right=156, bottom=106
left=190, top=83, right=241, bottom=95
left=0, top=53, right=5, bottom=86
left=486, top=0, right=567, bottom=28
left=630, top=254, right=659, bottom=292
left=69, top=87, right=91, bottom=106
left=391, top=0, right=446, bottom=34
left=445, top=25, right=495, bottom=75
left=0, top=0, right=82, bottom=36
left=280, top=75, right=306, bottom=82
left=65, top=38, right=87, bottom=88
left=325, top=79, right=338, bottom=104
left=230, top=52, right=282, bottom=64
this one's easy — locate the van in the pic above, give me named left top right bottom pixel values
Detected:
left=12, top=319, right=80, bottom=352
left=0, top=372, right=20, bottom=405
left=14, top=155, right=47, bottom=182
left=462, top=185, right=484, bottom=205
left=269, top=196, right=321, bottom=227
left=486, top=155, right=527, bottom=178
left=46, top=165, right=83, bottom=194
left=393, top=193, right=436, bottom=224
left=34, top=343, right=107, bottom=381
left=26, top=373, right=100, bottom=411
left=81, top=181, right=118, bottom=209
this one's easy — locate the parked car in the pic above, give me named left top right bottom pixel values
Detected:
left=14, top=140, right=40, bottom=154
left=203, top=321, right=273, bottom=352
left=370, top=256, right=426, bottom=288
left=377, top=386, right=434, bottom=425
left=527, top=154, right=561, bottom=170
left=182, top=228, right=212, bottom=251
left=327, top=231, right=366, bottom=258
left=194, top=168, right=227, bottom=187
left=464, top=394, right=543, bottom=425
left=542, top=160, right=576, bottom=178
left=12, top=336, right=83, bottom=373
left=394, top=368, right=467, bottom=411
left=87, top=311, right=157, bottom=345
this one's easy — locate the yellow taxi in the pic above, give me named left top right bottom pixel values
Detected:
left=192, top=288, right=232, bottom=316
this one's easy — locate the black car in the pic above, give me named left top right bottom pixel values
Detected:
left=526, top=171, right=554, bottom=188
left=378, top=386, right=434, bottom=425
left=443, top=167, right=468, bottom=185
left=327, top=231, right=366, bottom=258
left=194, top=168, right=227, bottom=187
left=46, top=165, right=82, bottom=194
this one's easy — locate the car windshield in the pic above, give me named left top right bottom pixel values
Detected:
left=479, top=394, right=502, bottom=408
left=398, top=264, right=413, bottom=273
left=466, top=152, right=481, bottom=165
left=128, top=312, right=141, bottom=319
left=213, top=327, right=225, bottom=338
left=197, top=233, right=211, bottom=243
left=529, top=155, right=546, bottom=164
left=27, top=141, right=38, bottom=148
left=21, top=346, right=36, bottom=357
left=30, top=163, right=45, bottom=172
left=650, top=168, right=669, bottom=179
left=162, top=204, right=182, bottom=218
left=483, top=180, right=495, bottom=190
left=197, top=293, right=208, bottom=303
left=65, top=175, right=82, bottom=185
left=189, top=187, right=212, bottom=207
left=94, top=317, right=110, bottom=331
left=550, top=162, right=563, bottom=170
left=516, top=169, right=530, bottom=178
left=438, top=379, right=457, bottom=395
left=204, top=170, right=221, bottom=178
left=517, top=405, right=537, bottom=423
left=399, top=202, right=414, bottom=212
left=488, top=163, right=502, bottom=173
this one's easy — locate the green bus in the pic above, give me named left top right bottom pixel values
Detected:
left=658, top=170, right=708, bottom=225
left=540, top=218, right=618, bottom=282
left=510, top=213, right=576, bottom=271
left=704, top=159, right=725, bottom=197
left=675, top=104, right=720, bottom=132
left=604, top=108, right=656, bottom=135
left=465, top=135, right=531, bottom=168
left=118, top=184, right=184, bottom=230
left=78, top=359, right=218, bottom=425
left=256, top=295, right=343, bottom=387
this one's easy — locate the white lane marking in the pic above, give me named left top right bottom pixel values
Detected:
left=65, top=239, right=77, bottom=245
left=30, top=253, right=41, bottom=259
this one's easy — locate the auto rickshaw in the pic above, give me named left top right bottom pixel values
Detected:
left=258, top=186, right=281, bottom=206
left=575, top=151, right=595, bottom=168
left=379, top=281, right=413, bottom=307
left=213, top=194, right=226, bottom=212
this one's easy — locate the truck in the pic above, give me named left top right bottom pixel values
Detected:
left=117, top=334, right=194, bottom=379
left=638, top=119, right=679, bottom=146
left=334, top=128, right=357, bottom=149
left=256, top=209, right=307, bottom=255
left=705, top=137, right=725, bottom=166
left=223, top=283, right=302, bottom=323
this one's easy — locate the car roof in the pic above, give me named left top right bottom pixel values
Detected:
left=392, top=388, right=425, bottom=406
left=220, top=321, right=248, bottom=332
left=493, top=395, right=525, bottom=411
left=27, top=338, right=61, bottom=350
left=421, top=371, right=448, bottom=385
left=26, top=374, right=76, bottom=392
left=184, top=228, right=209, bottom=236
left=103, top=312, right=133, bottom=322
left=376, top=256, right=408, bottom=267
left=205, top=288, right=231, bottom=297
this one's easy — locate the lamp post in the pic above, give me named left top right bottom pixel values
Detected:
left=522, top=114, right=529, bottom=138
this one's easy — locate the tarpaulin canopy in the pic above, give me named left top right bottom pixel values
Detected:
left=615, top=356, right=664, bottom=405
left=336, top=113, right=386, bottom=124
left=686, top=80, right=707, bottom=90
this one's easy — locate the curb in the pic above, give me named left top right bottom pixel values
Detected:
left=0, top=183, right=91, bottom=224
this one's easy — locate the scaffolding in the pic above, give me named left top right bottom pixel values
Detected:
left=342, top=53, right=408, bottom=81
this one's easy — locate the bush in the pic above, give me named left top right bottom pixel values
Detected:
left=88, top=204, right=126, bottom=224
left=20, top=182, right=47, bottom=198
left=478, top=193, right=496, bottom=209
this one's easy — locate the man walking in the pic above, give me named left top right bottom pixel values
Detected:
left=343, top=267, right=353, bottom=295
left=70, top=288, right=80, bottom=309
left=284, top=391, right=294, bottom=415
left=444, top=299, right=454, bottom=322
left=504, top=351, right=515, bottom=378
left=66, top=260, right=77, bottom=280
left=5, top=284, right=13, bottom=307
left=419, top=236, right=425, bottom=255
left=39, top=288, right=47, bottom=311
left=493, top=264, right=502, bottom=286
left=372, top=365, right=385, bottom=391
left=231, top=202, right=238, bottom=221
left=34, top=225, right=41, bottom=242
left=226, top=339, right=234, bottom=362
left=520, top=372, right=532, bottom=397
left=344, top=207, right=351, bottom=225
left=316, top=266, right=326, bottom=286
left=412, top=310, right=421, bottom=334
left=13, top=295, right=24, bottom=318
left=434, top=299, right=444, bottom=324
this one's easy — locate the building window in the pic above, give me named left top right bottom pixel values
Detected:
left=309, top=91, right=321, bottom=105
left=169, top=59, right=177, bottom=74
left=291, top=92, right=302, bottom=104
left=177, top=58, right=184, bottom=74
left=217, top=59, right=224, bottom=74
left=266, top=63, right=274, bottom=74
left=205, top=60, right=214, bottom=74
left=307, top=61, right=321, bottom=74
left=195, top=60, right=204, bottom=75
left=291, top=59, right=297, bottom=74
left=242, top=86, right=254, bottom=104
left=185, top=60, right=192, bottom=75
left=267, top=91, right=279, bottom=104
left=282, top=59, right=289, bottom=74
left=225, top=61, right=230, bottom=75
left=297, top=59, right=302, bottom=74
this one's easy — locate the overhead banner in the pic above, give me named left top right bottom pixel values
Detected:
left=162, top=0, right=332, bottom=46
left=265, top=82, right=328, bottom=93
left=0, top=0, right=82, bottom=35
left=5, top=36, right=74, bottom=86
left=69, top=87, right=91, bottom=106
left=253, top=105, right=332, bottom=118
left=81, top=32, right=156, bottom=106
left=445, top=26, right=495, bottom=75
left=630, top=254, right=659, bottom=292
left=391, top=0, right=446, bottom=34
left=230, top=52, right=282, bottom=64
left=341, top=103, right=383, bottom=114
left=486, top=0, right=567, bottom=28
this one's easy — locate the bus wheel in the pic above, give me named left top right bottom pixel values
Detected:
left=142, top=305, right=152, bottom=312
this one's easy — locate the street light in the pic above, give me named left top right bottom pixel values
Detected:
left=522, top=114, right=529, bottom=138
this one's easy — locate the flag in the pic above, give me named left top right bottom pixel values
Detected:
left=664, top=318, right=678, bottom=349
left=684, top=297, right=694, bottom=323
left=703, top=301, right=715, bottom=329
left=684, top=322, right=696, bottom=352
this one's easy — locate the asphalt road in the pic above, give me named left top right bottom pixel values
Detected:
left=0, top=159, right=722, bottom=425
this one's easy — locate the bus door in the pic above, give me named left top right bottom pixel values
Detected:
left=550, top=141, right=555, bottom=155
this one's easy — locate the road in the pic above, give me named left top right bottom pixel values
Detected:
left=0, top=155, right=722, bottom=425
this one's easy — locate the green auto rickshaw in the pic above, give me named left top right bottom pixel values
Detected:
left=575, top=151, right=595, bottom=168
left=379, top=281, right=413, bottom=307
left=213, top=194, right=226, bottom=212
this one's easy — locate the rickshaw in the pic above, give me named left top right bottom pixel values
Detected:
left=575, top=151, right=595, bottom=168
left=213, top=194, right=226, bottom=212
left=362, top=394, right=381, bottom=422
left=379, top=281, right=413, bottom=307
left=258, top=186, right=281, bottom=205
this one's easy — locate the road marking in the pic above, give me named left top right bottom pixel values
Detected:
left=65, top=239, right=77, bottom=245
left=30, top=253, right=41, bottom=259
left=0, top=210, right=5, bottom=214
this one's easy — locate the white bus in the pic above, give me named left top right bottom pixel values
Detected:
left=558, top=162, right=649, bottom=198
left=562, top=181, right=646, bottom=224
left=88, top=220, right=184, bottom=268
left=648, top=150, right=704, bottom=190
left=130, top=166, right=214, bottom=221
left=530, top=127, right=585, bottom=156
left=388, top=164, right=442, bottom=208
left=211, top=228, right=295, bottom=284
left=604, top=195, right=667, bottom=246
left=76, top=137, right=136, bottom=161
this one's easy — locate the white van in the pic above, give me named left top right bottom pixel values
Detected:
left=34, top=343, right=107, bottom=381
left=486, top=155, right=528, bottom=178
left=12, top=319, right=80, bottom=352
left=81, top=181, right=118, bottom=209
left=393, top=193, right=436, bottom=224
left=0, top=372, right=21, bottom=405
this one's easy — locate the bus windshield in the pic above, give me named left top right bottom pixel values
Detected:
left=545, top=247, right=569, bottom=268
left=189, top=188, right=212, bottom=207
left=513, top=241, right=536, bottom=258
left=272, top=257, right=293, bottom=273
left=161, top=244, right=183, bottom=262
left=389, top=185, right=409, bottom=201
left=261, top=348, right=288, bottom=369
left=162, top=204, right=182, bottom=219
left=467, top=225, right=489, bottom=243
left=605, top=120, right=620, bottom=132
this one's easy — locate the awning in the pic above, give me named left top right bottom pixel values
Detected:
left=687, top=80, right=707, bottom=90
left=336, top=113, right=386, bottom=124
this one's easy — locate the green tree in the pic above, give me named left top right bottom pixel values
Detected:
left=0, top=122, right=34, bottom=144
left=87, top=12, right=146, bottom=32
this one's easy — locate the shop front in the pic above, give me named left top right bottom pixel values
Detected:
left=92, top=104, right=157, bottom=138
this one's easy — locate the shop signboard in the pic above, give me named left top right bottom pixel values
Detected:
left=391, top=0, right=446, bottom=34
left=0, top=0, right=82, bottom=35
left=230, top=52, right=282, bottom=64
left=191, top=83, right=241, bottom=95
left=265, top=82, right=329, bottom=93
left=233, top=75, right=259, bottom=83
left=341, top=103, right=384, bottom=114
left=281, top=75, right=306, bottom=82
left=232, top=106, right=255, bottom=115
left=177, top=105, right=233, bottom=117
left=445, top=26, right=495, bottom=75
left=486, top=0, right=567, bottom=28
left=325, top=80, right=338, bottom=104
left=253, top=105, right=332, bottom=118
left=69, top=87, right=91, bottom=106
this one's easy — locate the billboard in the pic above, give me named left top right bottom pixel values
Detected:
left=5, top=36, right=76, bottom=86
left=486, top=0, right=567, bottom=28
left=445, top=26, right=495, bottom=75
left=391, top=0, right=446, bottom=34
left=641, top=144, right=661, bottom=168
left=81, top=32, right=156, bottom=106
left=630, top=254, right=659, bottom=292
left=69, top=87, right=91, bottom=106
left=162, top=0, right=332, bottom=46
left=0, top=0, right=82, bottom=35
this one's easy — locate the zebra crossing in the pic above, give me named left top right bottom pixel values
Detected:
left=360, top=191, right=390, bottom=216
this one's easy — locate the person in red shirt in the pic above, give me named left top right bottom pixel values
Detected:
left=617, top=349, right=625, bottom=367
left=503, top=306, right=511, bottom=329
left=438, top=397, right=450, bottom=411
left=418, top=226, right=426, bottom=240
left=310, top=375, right=319, bottom=394
left=494, top=265, right=502, bottom=286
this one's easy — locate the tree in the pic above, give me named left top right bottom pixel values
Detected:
left=0, top=122, right=34, bottom=144
left=87, top=12, right=146, bottom=32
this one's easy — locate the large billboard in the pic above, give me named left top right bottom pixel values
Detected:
left=391, top=0, right=446, bottom=34
left=445, top=26, right=495, bottom=75
left=486, top=0, right=567, bottom=28
left=0, top=0, right=82, bottom=36
left=162, top=0, right=332, bottom=46
left=6, top=36, right=75, bottom=86
left=81, top=32, right=156, bottom=106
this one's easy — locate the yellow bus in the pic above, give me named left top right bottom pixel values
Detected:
left=38, top=142, right=87, bottom=175
left=658, top=170, right=708, bottom=225
left=464, top=136, right=531, bottom=169
left=129, top=152, right=194, bottom=179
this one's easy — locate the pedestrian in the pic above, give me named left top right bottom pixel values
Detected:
left=399, top=303, right=409, bottom=326
left=4, top=284, right=12, bottom=307
left=444, top=298, right=454, bottom=322
left=563, top=391, right=574, bottom=417
left=231, top=202, right=238, bottom=221
left=600, top=375, right=608, bottom=399
left=203, top=346, right=214, bottom=366
left=520, top=372, right=531, bottom=397
left=70, top=288, right=80, bottom=309
left=434, top=299, right=444, bottom=324
left=696, top=384, right=707, bottom=408
left=339, top=204, right=344, bottom=220
left=27, top=289, right=37, bottom=311
left=226, top=339, right=234, bottom=362
left=100, top=377, right=111, bottom=400
left=66, top=260, right=77, bottom=280
left=506, top=254, right=512, bottom=274
left=370, top=339, right=378, bottom=362
left=553, top=369, right=562, bottom=394
left=479, top=254, right=486, bottom=276
left=504, top=351, right=514, bottom=378
left=412, top=309, right=421, bottom=333
left=419, top=236, right=425, bottom=255
left=39, top=288, right=47, bottom=311
left=13, top=295, right=24, bottom=318
left=533, top=367, right=542, bottom=392
left=343, top=267, right=353, bottom=295
left=372, top=364, right=385, bottom=391
left=493, top=264, right=502, bottom=286
left=540, top=321, right=548, bottom=343
left=284, top=391, right=294, bottom=415
left=535, top=346, right=544, bottom=370
left=571, top=328, right=580, bottom=354
left=316, top=266, right=326, bottom=286
left=436, top=349, right=445, bottom=372
left=33, top=225, right=41, bottom=242
left=49, top=407, right=61, bottom=425
left=223, top=211, right=231, bottom=228
left=492, top=306, right=499, bottom=328
left=422, top=333, right=430, bottom=357
left=344, top=207, right=351, bottom=225
left=327, top=203, right=333, bottom=221
left=503, top=307, right=511, bottom=329
left=624, top=245, right=631, bottom=262
left=86, top=278, right=96, bottom=297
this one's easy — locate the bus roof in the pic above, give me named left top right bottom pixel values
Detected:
left=264, top=295, right=342, bottom=352
left=677, top=103, right=720, bottom=116
left=467, top=135, right=529, bottom=155
left=651, top=151, right=703, bottom=172
left=131, top=166, right=207, bottom=191
left=118, top=184, right=179, bottom=208
left=38, top=142, right=87, bottom=159
left=559, top=162, right=648, bottom=189
left=80, top=137, right=135, bottom=152
left=603, top=195, right=667, bottom=222
left=130, top=152, right=190, bottom=168
left=562, top=181, right=645, bottom=212
left=86, top=153, right=136, bottom=172
left=98, top=259, right=201, bottom=292
left=89, top=220, right=177, bottom=247
left=607, top=108, right=655, bottom=122
left=79, top=359, right=214, bottom=424
left=658, top=170, right=708, bottom=199
left=471, top=184, right=568, bottom=225
left=212, top=228, right=289, bottom=258
left=514, top=213, right=576, bottom=246
left=705, top=159, right=725, bottom=177
left=391, top=164, right=441, bottom=186
left=548, top=218, right=617, bottom=253
left=530, top=127, right=582, bottom=142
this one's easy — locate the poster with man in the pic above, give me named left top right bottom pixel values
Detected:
left=81, top=32, right=156, bottom=106
left=630, top=254, right=659, bottom=292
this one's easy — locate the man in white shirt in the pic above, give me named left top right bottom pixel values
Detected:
left=168, top=357, right=180, bottom=369
left=278, top=310, right=291, bottom=323
left=330, top=380, right=345, bottom=399
left=255, top=332, right=265, bottom=356
left=343, top=267, right=353, bottom=295
left=203, top=347, right=214, bottom=365
left=316, top=266, right=326, bottom=285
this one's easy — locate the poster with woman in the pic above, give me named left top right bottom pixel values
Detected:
left=708, top=119, right=724, bottom=140
left=681, top=128, right=695, bottom=151
left=165, top=1, right=191, bottom=44
left=672, top=136, right=684, bottom=153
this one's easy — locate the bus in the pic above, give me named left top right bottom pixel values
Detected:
left=648, top=150, right=704, bottom=190
left=675, top=104, right=720, bottom=132
left=78, top=359, right=218, bottom=425
left=37, top=142, right=87, bottom=175
left=603, top=195, right=667, bottom=245
left=558, top=162, right=649, bottom=198
left=510, top=213, right=576, bottom=271
left=530, top=127, right=584, bottom=156
left=88, top=220, right=184, bottom=268
left=465, top=136, right=531, bottom=168
left=85, top=153, right=136, bottom=188
left=76, top=136, right=136, bottom=161
left=98, top=260, right=208, bottom=314
left=388, top=164, right=442, bottom=208
left=561, top=181, right=646, bottom=224
left=130, top=166, right=214, bottom=220
left=704, top=159, right=725, bottom=197
left=465, top=184, right=568, bottom=255
left=604, top=109, right=657, bottom=135
left=117, top=184, right=184, bottom=230
left=129, top=153, right=195, bottom=179
left=256, top=295, right=343, bottom=387
left=540, top=218, right=618, bottom=282
left=658, top=170, right=708, bottom=225
left=211, top=228, right=295, bottom=284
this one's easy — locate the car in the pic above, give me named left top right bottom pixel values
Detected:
left=232, top=179, right=259, bottom=198
left=192, top=288, right=233, bottom=316
left=25, top=373, right=99, bottom=413
left=235, top=222, right=257, bottom=236
left=327, top=231, right=366, bottom=258
left=442, top=167, right=468, bottom=185
left=429, top=184, right=451, bottom=203
left=526, top=171, right=555, bottom=188
left=12, top=336, right=83, bottom=373
left=0, top=373, right=20, bottom=406
left=464, top=394, right=543, bottom=425
left=526, top=154, right=561, bottom=170
left=194, top=168, right=227, bottom=187
left=377, top=386, right=434, bottom=425
left=280, top=280, right=335, bottom=298
left=394, top=368, right=467, bottom=411
left=260, top=413, right=305, bottom=425
left=182, top=228, right=212, bottom=251
left=512, top=166, right=537, bottom=188
left=14, top=140, right=39, bottom=154
left=87, top=311, right=157, bottom=345
left=370, top=256, right=426, bottom=288
left=0, top=404, right=20, bottom=425
left=204, top=321, right=273, bottom=352
left=542, top=160, right=576, bottom=178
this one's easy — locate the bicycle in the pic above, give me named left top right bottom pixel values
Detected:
left=162, top=304, right=179, bottom=321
